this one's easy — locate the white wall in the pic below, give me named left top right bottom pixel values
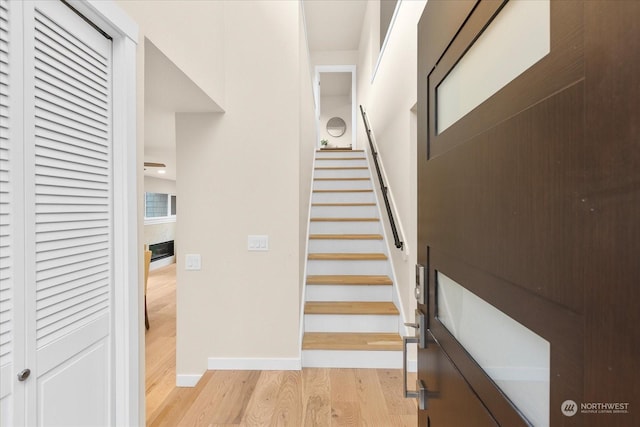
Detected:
left=357, top=0, right=427, bottom=324
left=113, top=3, right=147, bottom=418
left=320, top=95, right=352, bottom=148
left=144, top=175, right=176, bottom=194
left=175, top=0, right=308, bottom=377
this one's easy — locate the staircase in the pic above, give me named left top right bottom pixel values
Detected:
left=301, top=149, right=403, bottom=368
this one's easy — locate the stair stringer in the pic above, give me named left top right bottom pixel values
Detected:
left=297, top=149, right=318, bottom=358
left=361, top=146, right=408, bottom=337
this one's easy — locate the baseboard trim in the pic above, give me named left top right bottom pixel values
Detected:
left=176, top=373, right=203, bottom=388
left=150, top=256, right=175, bottom=271
left=177, top=357, right=412, bottom=385
left=207, top=357, right=302, bottom=371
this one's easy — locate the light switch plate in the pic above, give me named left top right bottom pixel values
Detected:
left=248, top=235, right=268, bottom=251
left=185, top=254, right=201, bottom=270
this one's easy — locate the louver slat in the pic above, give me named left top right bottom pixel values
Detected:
left=33, top=7, right=112, bottom=351
left=0, top=0, right=13, bottom=386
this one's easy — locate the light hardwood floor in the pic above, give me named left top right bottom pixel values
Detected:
left=145, top=264, right=417, bottom=426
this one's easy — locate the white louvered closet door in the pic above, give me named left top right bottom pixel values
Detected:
left=0, top=0, right=17, bottom=425
left=24, top=1, right=114, bottom=425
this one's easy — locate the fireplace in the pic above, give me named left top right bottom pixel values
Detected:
left=149, top=240, right=175, bottom=262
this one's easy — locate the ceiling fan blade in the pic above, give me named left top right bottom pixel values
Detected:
left=144, top=162, right=166, bottom=168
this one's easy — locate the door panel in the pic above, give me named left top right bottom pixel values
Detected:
left=38, top=340, right=108, bottom=426
left=420, top=332, right=498, bottom=427
left=2, top=1, right=114, bottom=425
left=0, top=0, right=15, bottom=424
left=417, top=0, right=639, bottom=426
left=25, top=2, right=113, bottom=425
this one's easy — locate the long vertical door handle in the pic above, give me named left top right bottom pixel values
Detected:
left=403, top=336, right=427, bottom=409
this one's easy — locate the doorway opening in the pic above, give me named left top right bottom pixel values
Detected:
left=315, top=65, right=357, bottom=149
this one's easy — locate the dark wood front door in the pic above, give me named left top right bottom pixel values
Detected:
left=415, top=1, right=639, bottom=426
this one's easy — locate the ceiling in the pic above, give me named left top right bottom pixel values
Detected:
left=303, top=0, right=367, bottom=52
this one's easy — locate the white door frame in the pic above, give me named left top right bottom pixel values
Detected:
left=314, top=65, right=357, bottom=149
left=65, top=2, right=140, bottom=425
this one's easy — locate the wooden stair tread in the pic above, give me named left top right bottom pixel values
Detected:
left=314, top=177, right=370, bottom=181
left=316, top=157, right=366, bottom=161
left=313, top=189, right=373, bottom=193
left=315, top=167, right=368, bottom=170
left=302, top=332, right=402, bottom=351
left=308, top=253, right=387, bottom=261
left=304, top=301, right=399, bottom=315
left=316, top=149, right=365, bottom=152
left=310, top=217, right=379, bottom=222
left=306, top=275, right=392, bottom=285
left=309, top=234, right=383, bottom=240
left=312, top=203, right=376, bottom=206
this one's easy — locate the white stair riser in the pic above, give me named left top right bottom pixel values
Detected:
left=304, top=314, right=398, bottom=333
left=316, top=151, right=366, bottom=159
left=308, top=238, right=385, bottom=253
left=313, top=180, right=372, bottom=191
left=314, top=169, right=370, bottom=179
left=314, top=159, right=368, bottom=168
left=310, top=205, right=378, bottom=218
left=305, top=284, right=392, bottom=302
left=312, top=192, right=375, bottom=203
left=302, top=350, right=402, bottom=369
left=309, top=221, right=382, bottom=235
left=306, top=259, right=389, bottom=275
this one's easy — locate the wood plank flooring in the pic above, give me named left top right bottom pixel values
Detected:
left=145, top=264, right=416, bottom=426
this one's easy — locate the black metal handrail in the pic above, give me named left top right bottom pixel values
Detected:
left=359, top=105, right=404, bottom=250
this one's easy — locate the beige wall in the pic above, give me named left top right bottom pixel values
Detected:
left=357, top=0, right=427, bottom=323
left=118, top=0, right=421, bottom=379
left=175, top=0, right=308, bottom=376
left=311, top=50, right=359, bottom=67
left=117, top=0, right=314, bottom=380
left=116, top=0, right=225, bottom=106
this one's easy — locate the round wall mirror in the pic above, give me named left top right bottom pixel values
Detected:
left=326, top=117, right=347, bottom=137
